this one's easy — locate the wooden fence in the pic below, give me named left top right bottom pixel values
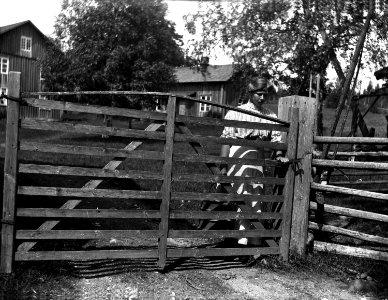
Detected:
left=0, top=72, right=300, bottom=273
left=310, top=136, right=388, bottom=261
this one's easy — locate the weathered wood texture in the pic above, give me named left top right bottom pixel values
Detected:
left=280, top=107, right=299, bottom=261
left=158, top=96, right=176, bottom=270
left=1, top=88, right=298, bottom=270
left=310, top=202, right=388, bottom=223
left=314, top=241, right=388, bottom=262
left=311, top=182, right=388, bottom=201
left=1, top=72, right=21, bottom=273
left=16, top=122, right=164, bottom=253
left=309, top=222, right=388, bottom=245
left=278, top=96, right=318, bottom=257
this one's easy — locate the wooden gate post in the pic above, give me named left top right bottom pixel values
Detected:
left=278, top=96, right=318, bottom=257
left=158, top=96, right=176, bottom=270
left=280, top=107, right=299, bottom=261
left=1, top=72, right=21, bottom=273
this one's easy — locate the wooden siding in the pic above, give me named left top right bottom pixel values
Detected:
left=9, top=55, right=40, bottom=92
left=171, top=82, right=238, bottom=117
left=0, top=23, right=47, bottom=93
left=0, top=23, right=47, bottom=60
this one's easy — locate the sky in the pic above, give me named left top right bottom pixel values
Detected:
left=0, top=0, right=383, bottom=90
left=0, top=0, right=232, bottom=64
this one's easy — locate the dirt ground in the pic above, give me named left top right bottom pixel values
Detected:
left=1, top=252, right=387, bottom=299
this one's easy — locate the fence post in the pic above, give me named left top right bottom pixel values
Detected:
left=1, top=72, right=21, bottom=273
left=280, top=107, right=299, bottom=261
left=278, top=95, right=317, bottom=257
left=158, top=96, right=176, bottom=270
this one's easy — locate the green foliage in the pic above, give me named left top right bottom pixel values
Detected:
left=185, top=0, right=388, bottom=95
left=43, top=0, right=185, bottom=108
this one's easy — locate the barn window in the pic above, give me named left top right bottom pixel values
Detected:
left=0, top=57, right=8, bottom=90
left=199, top=95, right=212, bottom=112
left=20, top=36, right=32, bottom=57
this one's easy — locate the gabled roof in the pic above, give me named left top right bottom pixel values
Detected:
left=0, top=20, right=47, bottom=39
left=175, top=64, right=234, bottom=83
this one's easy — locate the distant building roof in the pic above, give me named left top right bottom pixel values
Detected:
left=175, top=64, right=234, bottom=83
left=0, top=20, right=47, bottom=39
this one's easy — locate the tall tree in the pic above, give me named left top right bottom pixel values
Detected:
left=184, top=0, right=387, bottom=96
left=44, top=0, right=185, bottom=108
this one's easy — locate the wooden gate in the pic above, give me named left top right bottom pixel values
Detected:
left=1, top=72, right=299, bottom=273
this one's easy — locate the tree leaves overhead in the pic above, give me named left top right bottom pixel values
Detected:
left=44, top=0, right=184, bottom=107
left=185, top=0, right=388, bottom=95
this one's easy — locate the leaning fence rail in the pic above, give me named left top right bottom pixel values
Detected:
left=310, top=135, right=388, bottom=261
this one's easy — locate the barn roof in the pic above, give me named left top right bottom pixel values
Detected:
left=0, top=20, right=47, bottom=39
left=175, top=64, right=234, bottom=83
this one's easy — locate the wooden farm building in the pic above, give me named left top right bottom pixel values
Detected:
left=169, top=58, right=239, bottom=117
left=0, top=20, right=48, bottom=106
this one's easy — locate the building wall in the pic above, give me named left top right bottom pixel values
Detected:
left=0, top=23, right=47, bottom=95
left=171, top=81, right=238, bottom=117
left=0, top=23, right=46, bottom=59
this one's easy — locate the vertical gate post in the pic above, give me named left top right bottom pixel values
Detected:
left=278, top=96, right=318, bottom=257
left=280, top=107, right=299, bottom=261
left=1, top=72, right=21, bottom=273
left=158, top=96, right=176, bottom=270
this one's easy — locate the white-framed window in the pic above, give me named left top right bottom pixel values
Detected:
left=20, top=36, right=32, bottom=57
left=199, top=95, right=212, bottom=112
left=0, top=57, right=8, bottom=90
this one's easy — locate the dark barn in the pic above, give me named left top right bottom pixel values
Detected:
left=0, top=20, right=48, bottom=106
left=169, top=59, right=239, bottom=117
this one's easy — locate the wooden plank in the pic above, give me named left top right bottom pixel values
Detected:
left=176, top=114, right=289, bottom=132
left=158, top=96, right=176, bottom=270
left=17, top=208, right=282, bottom=220
left=328, top=151, right=388, bottom=158
left=21, top=119, right=166, bottom=140
left=16, top=122, right=164, bottom=253
left=168, top=230, right=282, bottom=238
left=309, top=222, right=388, bottom=245
left=171, top=192, right=284, bottom=202
left=279, top=95, right=318, bottom=257
left=314, top=241, right=388, bottom=262
left=311, top=182, right=388, bottom=201
left=310, top=202, right=388, bottom=223
left=16, top=229, right=281, bottom=240
left=314, top=136, right=388, bottom=145
left=172, top=173, right=285, bottom=185
left=17, top=186, right=162, bottom=199
left=312, top=159, right=388, bottom=170
left=17, top=208, right=162, bottom=219
left=20, top=142, right=165, bottom=160
left=1, top=72, right=21, bottom=274
left=18, top=163, right=285, bottom=185
left=280, top=107, right=299, bottom=261
left=16, top=142, right=281, bottom=166
left=15, top=250, right=159, bottom=261
left=167, top=247, right=280, bottom=258
left=19, top=164, right=164, bottom=180
left=174, top=133, right=288, bottom=150
left=174, top=153, right=280, bottom=166
left=15, top=247, right=280, bottom=261
left=17, top=230, right=159, bottom=239
left=23, top=97, right=167, bottom=121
